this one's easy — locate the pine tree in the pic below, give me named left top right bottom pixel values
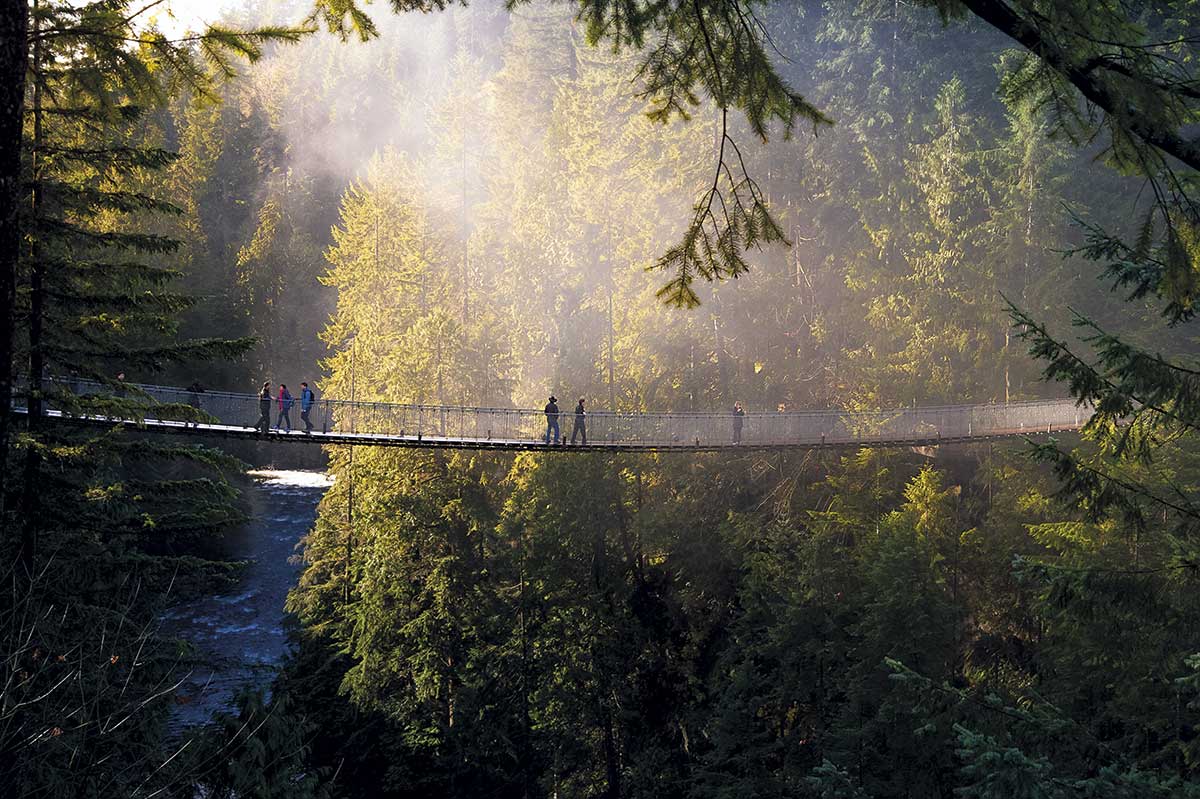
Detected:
left=2, top=4, right=308, bottom=795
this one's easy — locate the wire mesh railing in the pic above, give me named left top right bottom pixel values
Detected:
left=24, top=377, right=1091, bottom=449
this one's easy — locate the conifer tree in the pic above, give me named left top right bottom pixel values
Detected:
left=2, top=4, right=309, bottom=794
left=14, top=0, right=302, bottom=565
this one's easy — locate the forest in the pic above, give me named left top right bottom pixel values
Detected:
left=2, top=0, right=1200, bottom=797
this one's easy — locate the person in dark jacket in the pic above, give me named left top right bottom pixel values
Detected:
left=186, top=381, right=205, bottom=428
left=571, top=397, right=587, bottom=445
left=732, top=401, right=745, bottom=444
left=255, top=381, right=272, bottom=433
left=544, top=395, right=560, bottom=444
left=276, top=384, right=294, bottom=432
left=300, top=381, right=316, bottom=433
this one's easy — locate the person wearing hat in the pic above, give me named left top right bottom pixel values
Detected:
left=544, top=395, right=560, bottom=445
left=570, top=397, right=587, bottom=445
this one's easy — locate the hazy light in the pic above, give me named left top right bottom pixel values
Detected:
left=136, top=0, right=243, bottom=36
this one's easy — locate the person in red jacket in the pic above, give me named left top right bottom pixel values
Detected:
left=276, top=384, right=293, bottom=432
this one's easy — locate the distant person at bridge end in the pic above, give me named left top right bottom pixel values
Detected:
left=186, top=381, right=205, bottom=427
left=732, top=401, right=745, bottom=444
left=277, top=384, right=294, bottom=432
left=544, top=395, right=560, bottom=445
left=300, top=382, right=316, bottom=433
left=255, top=381, right=272, bottom=433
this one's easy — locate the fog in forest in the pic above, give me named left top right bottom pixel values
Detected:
left=161, top=0, right=1138, bottom=415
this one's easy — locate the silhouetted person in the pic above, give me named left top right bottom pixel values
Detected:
left=276, top=384, right=294, bottom=432
left=255, top=381, right=271, bottom=433
left=544, top=395, right=560, bottom=444
left=571, top=397, right=587, bottom=445
left=732, top=401, right=745, bottom=444
left=300, top=381, right=316, bottom=433
left=186, top=381, right=205, bottom=428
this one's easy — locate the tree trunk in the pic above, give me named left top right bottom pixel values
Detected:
left=601, top=705, right=620, bottom=799
left=21, top=1, right=42, bottom=572
left=0, top=2, right=29, bottom=528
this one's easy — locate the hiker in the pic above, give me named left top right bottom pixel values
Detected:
left=300, top=381, right=316, bottom=433
left=544, top=395, right=560, bottom=444
left=571, top=397, right=587, bottom=445
left=276, top=384, right=294, bottom=432
left=732, top=401, right=745, bottom=444
left=186, top=381, right=205, bottom=427
left=255, top=382, right=272, bottom=433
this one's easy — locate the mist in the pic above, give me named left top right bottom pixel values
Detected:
left=166, top=0, right=1134, bottom=414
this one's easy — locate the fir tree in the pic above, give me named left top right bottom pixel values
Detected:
left=2, top=3, right=309, bottom=795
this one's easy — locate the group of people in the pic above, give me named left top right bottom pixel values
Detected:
left=254, top=380, right=317, bottom=433
left=541, top=397, right=770, bottom=446
left=542, top=395, right=589, bottom=445
left=175, top=377, right=777, bottom=443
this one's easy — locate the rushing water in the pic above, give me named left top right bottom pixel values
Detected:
left=162, top=469, right=331, bottom=730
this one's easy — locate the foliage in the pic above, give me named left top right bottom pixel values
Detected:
left=6, top=0, right=1200, bottom=797
left=1, top=3, right=313, bottom=797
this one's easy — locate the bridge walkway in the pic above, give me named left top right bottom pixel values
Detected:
left=21, top=379, right=1090, bottom=452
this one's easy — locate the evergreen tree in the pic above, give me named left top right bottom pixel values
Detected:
left=2, top=4, right=310, bottom=795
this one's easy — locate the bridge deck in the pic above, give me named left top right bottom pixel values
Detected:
left=19, top=379, right=1090, bottom=452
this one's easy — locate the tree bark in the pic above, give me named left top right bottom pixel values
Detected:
left=20, top=0, right=40, bottom=573
left=0, top=2, right=29, bottom=528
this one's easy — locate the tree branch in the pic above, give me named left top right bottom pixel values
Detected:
left=959, top=0, right=1200, bottom=170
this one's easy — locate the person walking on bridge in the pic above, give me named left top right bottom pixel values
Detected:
left=571, top=397, right=587, bottom=445
left=544, top=395, right=560, bottom=445
left=300, top=381, right=316, bottom=433
left=255, top=381, right=272, bottom=433
left=186, top=381, right=205, bottom=428
left=276, top=384, right=294, bottom=432
left=732, top=401, right=745, bottom=444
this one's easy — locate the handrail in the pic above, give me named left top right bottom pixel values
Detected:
left=34, top=377, right=1083, bottom=418
left=15, top=376, right=1091, bottom=451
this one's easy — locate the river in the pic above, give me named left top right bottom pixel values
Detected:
left=162, top=469, right=331, bottom=730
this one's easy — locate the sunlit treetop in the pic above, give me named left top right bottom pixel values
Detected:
left=305, top=0, right=1200, bottom=311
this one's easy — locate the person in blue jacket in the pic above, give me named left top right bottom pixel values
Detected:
left=299, top=381, right=316, bottom=433
left=276, top=384, right=294, bottom=432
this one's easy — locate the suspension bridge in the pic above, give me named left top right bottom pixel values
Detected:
left=13, top=378, right=1092, bottom=452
